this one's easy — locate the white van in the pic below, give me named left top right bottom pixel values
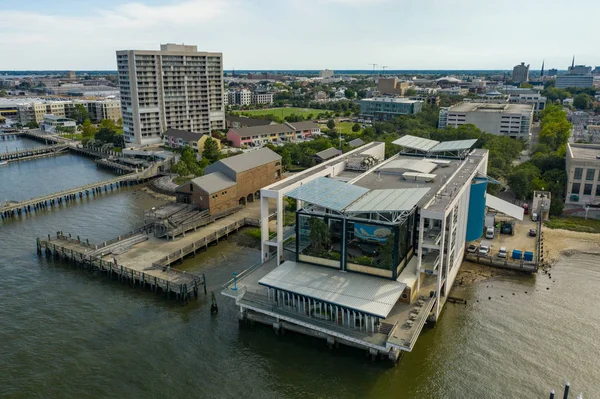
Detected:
left=485, top=226, right=495, bottom=239
left=532, top=213, right=538, bottom=222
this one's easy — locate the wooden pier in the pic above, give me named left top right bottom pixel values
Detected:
left=0, top=172, right=151, bottom=220
left=0, top=144, right=68, bottom=161
left=37, top=230, right=207, bottom=303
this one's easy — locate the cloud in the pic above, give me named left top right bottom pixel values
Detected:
left=0, top=0, right=231, bottom=69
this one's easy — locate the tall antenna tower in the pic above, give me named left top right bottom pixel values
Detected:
left=381, top=66, right=388, bottom=75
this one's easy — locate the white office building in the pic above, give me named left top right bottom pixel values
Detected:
left=439, top=102, right=534, bottom=140
left=565, top=143, right=600, bottom=206
left=252, top=92, right=274, bottom=105
left=116, top=43, right=225, bottom=146
left=556, top=74, right=594, bottom=89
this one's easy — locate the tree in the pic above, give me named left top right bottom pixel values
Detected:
left=573, top=93, right=591, bottom=110
left=0, top=90, right=6, bottom=97
left=202, top=137, right=220, bottom=163
left=99, top=118, right=118, bottom=132
left=308, top=217, right=331, bottom=254
left=326, top=119, right=336, bottom=130
left=70, top=104, right=89, bottom=124
left=81, top=119, right=97, bottom=138
left=507, top=163, right=541, bottom=200
left=404, top=88, right=417, bottom=96
left=344, top=89, right=356, bottom=99
left=519, top=82, right=534, bottom=89
left=95, top=127, right=117, bottom=144
left=352, top=123, right=361, bottom=133
left=25, top=121, right=39, bottom=129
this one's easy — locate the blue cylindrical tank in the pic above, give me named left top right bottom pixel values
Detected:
left=465, top=178, right=487, bottom=242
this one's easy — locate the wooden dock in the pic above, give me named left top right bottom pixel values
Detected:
left=37, top=230, right=206, bottom=303
left=0, top=144, right=68, bottom=161
left=0, top=171, right=152, bottom=220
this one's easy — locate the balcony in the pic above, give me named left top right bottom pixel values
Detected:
left=421, top=228, right=442, bottom=248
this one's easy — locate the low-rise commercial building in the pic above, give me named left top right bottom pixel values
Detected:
left=359, top=97, right=423, bottom=121
left=227, top=121, right=320, bottom=147
left=226, top=115, right=273, bottom=129
left=565, top=143, right=600, bottom=205
left=41, top=115, right=77, bottom=133
left=377, top=78, right=409, bottom=96
left=163, top=128, right=221, bottom=153
left=175, top=148, right=282, bottom=213
left=252, top=92, right=274, bottom=105
left=556, top=74, right=594, bottom=89
left=439, top=102, right=534, bottom=140
left=0, top=98, right=121, bottom=125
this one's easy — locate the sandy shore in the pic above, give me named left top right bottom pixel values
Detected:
left=541, top=228, right=600, bottom=266
left=140, top=186, right=175, bottom=202
left=455, top=227, right=600, bottom=286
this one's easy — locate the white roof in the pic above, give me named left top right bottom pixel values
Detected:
left=486, top=193, right=524, bottom=221
left=259, top=261, right=406, bottom=318
left=402, top=172, right=436, bottom=181
left=345, top=188, right=430, bottom=213
left=380, top=159, right=438, bottom=174
left=430, top=139, right=478, bottom=153
left=392, top=135, right=440, bottom=152
left=286, top=177, right=369, bottom=212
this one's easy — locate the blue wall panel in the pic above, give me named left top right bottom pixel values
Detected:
left=466, top=179, right=487, bottom=242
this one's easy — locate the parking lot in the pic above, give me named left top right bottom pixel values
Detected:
left=469, top=216, right=539, bottom=259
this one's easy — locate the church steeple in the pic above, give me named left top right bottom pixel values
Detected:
left=572, top=55, right=575, bottom=68
left=541, top=60, right=545, bottom=77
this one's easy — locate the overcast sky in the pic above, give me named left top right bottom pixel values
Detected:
left=1, top=0, right=598, bottom=71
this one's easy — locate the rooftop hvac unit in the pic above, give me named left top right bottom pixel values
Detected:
left=402, top=172, right=436, bottom=182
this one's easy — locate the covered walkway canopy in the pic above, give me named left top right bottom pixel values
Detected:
left=259, top=261, right=406, bottom=318
left=485, top=193, right=524, bottom=220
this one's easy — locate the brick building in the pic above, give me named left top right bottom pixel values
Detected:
left=175, top=148, right=282, bottom=213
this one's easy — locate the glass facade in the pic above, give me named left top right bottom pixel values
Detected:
left=296, top=210, right=416, bottom=279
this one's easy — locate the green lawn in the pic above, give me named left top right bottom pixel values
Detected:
left=233, top=107, right=326, bottom=119
left=544, top=216, right=600, bottom=234
left=172, top=176, right=192, bottom=185
left=320, top=121, right=360, bottom=135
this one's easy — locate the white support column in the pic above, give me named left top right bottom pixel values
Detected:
left=417, top=215, right=425, bottom=290
left=446, top=208, right=454, bottom=282
left=276, top=193, right=284, bottom=265
left=435, top=215, right=447, bottom=320
left=260, top=195, right=270, bottom=261
left=371, top=317, right=375, bottom=334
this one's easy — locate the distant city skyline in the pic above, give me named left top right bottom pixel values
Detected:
left=0, top=0, right=598, bottom=70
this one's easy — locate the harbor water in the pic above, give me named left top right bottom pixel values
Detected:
left=1, top=142, right=599, bottom=398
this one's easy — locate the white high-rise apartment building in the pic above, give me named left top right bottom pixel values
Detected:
left=116, top=43, right=225, bottom=146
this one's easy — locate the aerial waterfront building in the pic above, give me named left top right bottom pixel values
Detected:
left=511, top=62, right=530, bottom=83
left=359, top=97, right=423, bottom=121
left=0, top=98, right=122, bottom=125
left=439, top=102, right=534, bottom=140
left=175, top=148, right=282, bottom=213
left=41, top=115, right=77, bottom=133
left=565, top=143, right=600, bottom=206
left=222, top=137, right=523, bottom=361
left=116, top=43, right=225, bottom=146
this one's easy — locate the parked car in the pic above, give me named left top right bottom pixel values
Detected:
left=532, top=212, right=538, bottom=222
left=498, top=247, right=507, bottom=258
left=479, top=244, right=491, bottom=256
left=522, top=203, right=529, bottom=215
left=529, top=229, right=537, bottom=237
left=467, top=244, right=478, bottom=253
left=485, top=226, right=495, bottom=239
